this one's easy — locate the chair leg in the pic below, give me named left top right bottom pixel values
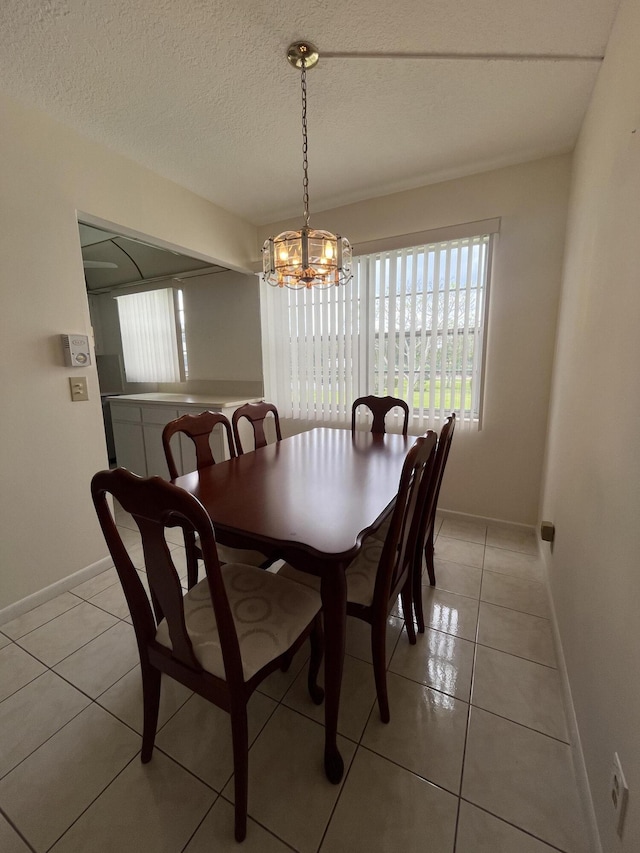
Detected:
left=184, top=530, right=200, bottom=590
left=371, top=614, right=390, bottom=723
left=279, top=648, right=294, bottom=672
left=425, top=528, right=436, bottom=587
left=140, top=664, right=161, bottom=763
left=401, top=584, right=416, bottom=645
left=413, top=550, right=426, bottom=634
left=230, top=703, right=249, bottom=843
left=308, top=614, right=325, bottom=705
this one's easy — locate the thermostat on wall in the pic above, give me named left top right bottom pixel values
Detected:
left=61, top=334, right=91, bottom=367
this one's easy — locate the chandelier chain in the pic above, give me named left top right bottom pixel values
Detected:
left=301, top=61, right=310, bottom=228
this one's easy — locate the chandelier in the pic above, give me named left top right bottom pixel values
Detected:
left=262, top=42, right=352, bottom=289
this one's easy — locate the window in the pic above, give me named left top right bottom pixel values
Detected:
left=261, top=226, right=495, bottom=431
left=115, top=287, right=187, bottom=383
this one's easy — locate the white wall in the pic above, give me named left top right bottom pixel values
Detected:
left=184, top=270, right=262, bottom=384
left=0, top=92, right=257, bottom=609
left=259, top=155, right=571, bottom=524
left=89, top=268, right=263, bottom=393
left=540, top=0, right=640, bottom=849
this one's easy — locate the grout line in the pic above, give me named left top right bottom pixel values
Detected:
left=452, top=640, right=477, bottom=852
left=456, top=798, right=572, bottom=853
left=0, top=804, right=38, bottom=853
left=1, top=596, right=85, bottom=642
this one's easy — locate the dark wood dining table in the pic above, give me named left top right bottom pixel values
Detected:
left=173, top=426, right=412, bottom=782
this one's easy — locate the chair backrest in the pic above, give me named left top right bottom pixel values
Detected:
left=162, top=411, right=236, bottom=480
left=374, top=431, right=438, bottom=604
left=416, top=413, right=456, bottom=547
left=351, top=395, right=410, bottom=436
left=232, top=402, right=282, bottom=455
left=91, top=468, right=244, bottom=687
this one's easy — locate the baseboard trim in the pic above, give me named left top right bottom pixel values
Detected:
left=0, top=557, right=113, bottom=627
left=540, top=549, right=602, bottom=853
left=437, top=507, right=536, bottom=532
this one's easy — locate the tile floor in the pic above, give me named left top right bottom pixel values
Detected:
left=0, top=511, right=591, bottom=853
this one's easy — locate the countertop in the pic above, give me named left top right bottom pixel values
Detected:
left=107, top=393, right=263, bottom=408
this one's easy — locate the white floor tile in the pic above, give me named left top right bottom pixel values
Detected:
left=418, top=587, right=479, bottom=641
left=223, top=705, right=356, bottom=853
left=1, top=593, right=82, bottom=640
left=430, top=558, right=482, bottom=599
left=16, top=602, right=118, bottom=667
left=97, top=665, right=193, bottom=735
left=486, top=523, right=539, bottom=555
left=184, top=798, right=291, bottom=853
left=434, top=536, right=485, bottom=568
left=0, top=814, right=31, bottom=853
left=283, top=652, right=377, bottom=742
left=472, top=645, right=568, bottom=741
left=321, top=747, right=457, bottom=853
left=481, top=570, right=550, bottom=618
left=0, top=671, right=90, bottom=778
left=477, top=602, right=556, bottom=666
left=439, top=516, right=487, bottom=544
left=362, top=672, right=467, bottom=794
left=0, top=633, right=10, bottom=650
left=456, top=801, right=562, bottom=852
left=389, top=626, right=475, bottom=702
left=54, top=621, right=139, bottom=698
left=0, top=643, right=47, bottom=702
left=71, top=567, right=119, bottom=600
left=155, top=690, right=277, bottom=791
left=49, top=750, right=215, bottom=853
left=483, top=546, right=545, bottom=582
left=0, top=703, right=140, bottom=852
left=344, top=614, right=404, bottom=665
left=462, top=707, right=589, bottom=853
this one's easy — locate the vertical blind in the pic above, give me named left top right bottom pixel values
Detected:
left=261, top=231, right=494, bottom=431
left=115, top=288, right=185, bottom=383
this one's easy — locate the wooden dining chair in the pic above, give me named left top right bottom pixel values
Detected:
left=351, top=395, right=410, bottom=436
left=371, top=414, right=456, bottom=630
left=232, top=401, right=282, bottom=455
left=162, top=412, right=274, bottom=586
left=413, top=412, right=456, bottom=629
left=278, top=431, right=437, bottom=723
left=91, top=468, right=324, bottom=843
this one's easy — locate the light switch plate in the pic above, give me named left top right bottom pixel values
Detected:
left=69, top=376, right=89, bottom=402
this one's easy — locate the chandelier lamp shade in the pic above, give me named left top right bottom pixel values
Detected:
left=262, top=42, right=352, bottom=289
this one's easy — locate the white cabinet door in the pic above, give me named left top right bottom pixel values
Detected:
left=141, top=407, right=179, bottom=479
left=144, top=423, right=172, bottom=478
left=112, top=420, right=146, bottom=476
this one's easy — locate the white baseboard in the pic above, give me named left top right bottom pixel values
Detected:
left=0, top=557, right=114, bottom=627
left=540, top=548, right=602, bottom=853
left=437, top=507, right=536, bottom=532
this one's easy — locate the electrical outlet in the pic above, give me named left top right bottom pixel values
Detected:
left=69, top=376, right=89, bottom=402
left=610, top=752, right=629, bottom=837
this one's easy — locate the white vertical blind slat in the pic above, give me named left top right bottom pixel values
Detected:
left=441, top=244, right=452, bottom=424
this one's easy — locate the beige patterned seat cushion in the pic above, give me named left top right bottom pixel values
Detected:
left=216, top=542, right=270, bottom=567
left=278, top=536, right=384, bottom=608
left=155, top=563, right=321, bottom=681
left=194, top=532, right=268, bottom=567
left=371, top=515, right=391, bottom=543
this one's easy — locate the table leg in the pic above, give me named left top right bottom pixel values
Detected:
left=321, top=568, right=346, bottom=784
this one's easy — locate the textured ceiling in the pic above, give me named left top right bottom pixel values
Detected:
left=0, top=0, right=621, bottom=226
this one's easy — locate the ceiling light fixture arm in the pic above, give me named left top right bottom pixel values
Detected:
left=262, top=41, right=352, bottom=290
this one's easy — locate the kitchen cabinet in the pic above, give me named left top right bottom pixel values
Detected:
left=108, top=393, right=262, bottom=478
